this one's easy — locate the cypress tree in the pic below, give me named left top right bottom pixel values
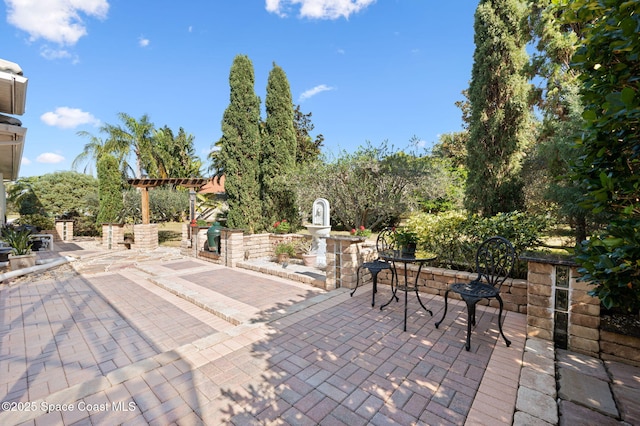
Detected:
left=465, top=0, right=533, bottom=216
left=216, top=55, right=263, bottom=233
left=96, top=154, right=124, bottom=225
left=262, top=63, right=297, bottom=230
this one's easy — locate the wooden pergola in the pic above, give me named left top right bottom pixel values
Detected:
left=127, top=178, right=211, bottom=225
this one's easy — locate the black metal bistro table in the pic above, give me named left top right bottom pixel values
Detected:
left=379, top=250, right=437, bottom=332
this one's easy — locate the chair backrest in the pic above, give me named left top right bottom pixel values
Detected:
left=376, top=227, right=396, bottom=253
left=475, top=236, right=516, bottom=288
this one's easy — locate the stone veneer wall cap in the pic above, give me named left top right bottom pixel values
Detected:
left=520, top=253, right=578, bottom=266
left=326, top=235, right=368, bottom=242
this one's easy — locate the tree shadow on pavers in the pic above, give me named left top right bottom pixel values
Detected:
left=0, top=273, right=212, bottom=425
left=209, top=286, right=508, bottom=424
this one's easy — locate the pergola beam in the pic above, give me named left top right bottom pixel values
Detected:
left=127, top=178, right=211, bottom=225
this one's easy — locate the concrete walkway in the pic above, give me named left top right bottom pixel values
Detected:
left=0, top=241, right=638, bottom=425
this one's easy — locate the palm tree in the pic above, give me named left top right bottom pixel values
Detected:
left=72, top=131, right=110, bottom=175
left=103, top=112, right=155, bottom=179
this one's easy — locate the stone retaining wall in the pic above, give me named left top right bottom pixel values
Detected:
left=374, top=264, right=529, bottom=314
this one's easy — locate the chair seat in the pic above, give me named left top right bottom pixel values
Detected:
left=450, top=282, right=499, bottom=299
left=362, top=260, right=392, bottom=273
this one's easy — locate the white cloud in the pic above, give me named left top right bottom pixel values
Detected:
left=22, top=157, right=31, bottom=166
left=138, top=36, right=150, bottom=47
left=6, top=0, right=109, bottom=45
left=266, top=0, right=376, bottom=19
left=36, top=153, right=65, bottom=164
left=40, top=45, right=73, bottom=61
left=299, top=84, right=335, bottom=101
left=41, top=107, right=100, bottom=129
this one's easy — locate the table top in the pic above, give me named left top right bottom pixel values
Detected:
left=378, top=250, right=437, bottom=263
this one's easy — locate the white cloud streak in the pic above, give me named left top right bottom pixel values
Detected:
left=138, top=36, right=150, bottom=47
left=6, top=0, right=109, bottom=45
left=40, top=107, right=100, bottom=129
left=299, top=84, right=334, bottom=101
left=266, top=0, right=376, bottom=19
left=36, top=153, right=65, bottom=164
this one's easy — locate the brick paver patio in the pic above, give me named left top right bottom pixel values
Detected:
left=1, top=247, right=527, bottom=425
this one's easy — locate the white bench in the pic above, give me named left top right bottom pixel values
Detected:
left=30, top=234, right=54, bottom=251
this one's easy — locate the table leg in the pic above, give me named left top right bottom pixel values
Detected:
left=380, top=262, right=399, bottom=311
left=371, top=271, right=377, bottom=307
left=414, top=263, right=432, bottom=316
left=403, top=262, right=409, bottom=331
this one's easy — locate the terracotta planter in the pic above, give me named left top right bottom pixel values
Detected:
left=302, top=254, right=317, bottom=267
left=277, top=253, right=290, bottom=263
left=9, top=253, right=36, bottom=270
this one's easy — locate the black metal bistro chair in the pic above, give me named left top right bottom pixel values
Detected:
left=351, top=228, right=397, bottom=307
left=435, top=236, right=516, bottom=351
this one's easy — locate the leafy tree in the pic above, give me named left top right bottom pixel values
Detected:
left=524, top=0, right=595, bottom=244
left=293, top=142, right=454, bottom=230
left=96, top=154, right=124, bottom=224
left=465, top=0, right=533, bottom=216
left=121, top=188, right=189, bottom=223
left=262, top=63, right=298, bottom=230
left=432, top=132, right=468, bottom=169
left=564, top=0, right=640, bottom=313
left=212, top=55, right=263, bottom=233
left=7, top=172, right=99, bottom=219
left=293, top=104, right=324, bottom=163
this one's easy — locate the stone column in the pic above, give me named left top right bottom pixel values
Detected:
left=102, top=224, right=125, bottom=250
left=221, top=228, right=245, bottom=267
left=133, top=224, right=158, bottom=251
left=55, top=220, right=74, bottom=242
left=325, top=236, right=366, bottom=291
left=523, top=255, right=600, bottom=357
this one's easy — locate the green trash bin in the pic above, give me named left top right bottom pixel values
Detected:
left=206, top=222, right=222, bottom=254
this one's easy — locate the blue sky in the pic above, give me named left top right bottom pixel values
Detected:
left=2, top=0, right=477, bottom=177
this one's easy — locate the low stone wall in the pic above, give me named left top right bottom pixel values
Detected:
left=243, top=233, right=272, bottom=259
left=600, top=330, right=640, bottom=367
left=373, top=264, right=529, bottom=314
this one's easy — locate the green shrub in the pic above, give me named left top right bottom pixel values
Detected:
left=15, top=214, right=55, bottom=231
left=407, top=210, right=549, bottom=277
left=575, top=219, right=640, bottom=314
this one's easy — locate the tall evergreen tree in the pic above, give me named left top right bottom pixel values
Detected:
left=293, top=104, right=324, bottom=164
left=96, top=154, right=124, bottom=225
left=526, top=0, right=593, bottom=243
left=213, top=55, right=262, bottom=233
left=262, top=63, right=297, bottom=229
left=465, top=0, right=533, bottom=215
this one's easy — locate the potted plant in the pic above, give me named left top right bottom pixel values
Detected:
left=297, top=239, right=317, bottom=267
left=274, top=238, right=296, bottom=263
left=393, top=228, right=419, bottom=257
left=1, top=226, right=36, bottom=270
